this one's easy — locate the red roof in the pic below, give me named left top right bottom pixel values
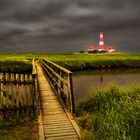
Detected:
left=108, top=46, right=113, bottom=50
left=87, top=45, right=97, bottom=51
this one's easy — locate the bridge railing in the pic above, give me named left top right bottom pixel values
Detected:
left=41, top=58, right=75, bottom=114
left=0, top=59, right=38, bottom=120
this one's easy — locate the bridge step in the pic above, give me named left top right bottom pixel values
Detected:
left=37, top=65, right=79, bottom=140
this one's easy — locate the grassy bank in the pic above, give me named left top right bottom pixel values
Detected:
left=0, top=53, right=39, bottom=73
left=45, top=53, right=140, bottom=71
left=0, top=53, right=33, bottom=73
left=0, top=53, right=140, bottom=72
left=76, top=85, right=140, bottom=140
left=0, top=100, right=39, bottom=140
left=0, top=61, right=32, bottom=73
left=0, top=120, right=38, bottom=140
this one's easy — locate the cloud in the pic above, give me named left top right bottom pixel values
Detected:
left=0, top=0, right=140, bottom=52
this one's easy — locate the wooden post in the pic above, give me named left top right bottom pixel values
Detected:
left=8, top=73, right=12, bottom=108
left=2, top=73, right=6, bottom=107
left=2, top=73, right=7, bottom=119
left=16, top=74, right=20, bottom=116
left=68, top=73, right=75, bottom=114
left=11, top=73, right=15, bottom=109
left=20, top=74, right=24, bottom=109
left=32, top=59, right=37, bottom=115
left=60, top=70, right=66, bottom=104
left=25, top=74, right=29, bottom=107
left=29, top=74, right=33, bottom=106
left=32, top=74, right=36, bottom=114
left=5, top=73, right=9, bottom=108
left=54, top=67, right=58, bottom=92
left=0, top=73, right=2, bottom=109
left=27, top=74, right=31, bottom=116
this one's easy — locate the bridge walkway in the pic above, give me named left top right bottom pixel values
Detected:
left=37, top=64, right=80, bottom=140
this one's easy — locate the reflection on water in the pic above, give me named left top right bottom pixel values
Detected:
left=73, top=69, right=140, bottom=106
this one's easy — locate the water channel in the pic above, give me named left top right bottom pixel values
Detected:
left=1, top=69, right=140, bottom=139
left=73, top=69, right=140, bottom=106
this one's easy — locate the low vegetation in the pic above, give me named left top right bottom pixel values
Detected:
left=1, top=52, right=140, bottom=72
left=0, top=120, right=38, bottom=140
left=45, top=53, right=140, bottom=71
left=0, top=53, right=140, bottom=139
left=76, top=85, right=140, bottom=140
left=0, top=53, right=37, bottom=73
left=0, top=61, right=32, bottom=73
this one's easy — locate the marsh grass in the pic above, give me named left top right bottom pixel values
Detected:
left=0, top=110, right=38, bottom=140
left=0, top=53, right=140, bottom=139
left=0, top=119, right=38, bottom=140
left=0, top=53, right=140, bottom=72
left=0, top=61, right=32, bottom=73
left=45, top=53, right=140, bottom=71
left=76, top=84, right=140, bottom=140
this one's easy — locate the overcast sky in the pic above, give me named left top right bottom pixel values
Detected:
left=0, top=0, right=140, bottom=53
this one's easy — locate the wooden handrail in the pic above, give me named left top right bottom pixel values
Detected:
left=42, top=62, right=68, bottom=86
left=43, top=58, right=72, bottom=74
left=41, top=58, right=75, bottom=114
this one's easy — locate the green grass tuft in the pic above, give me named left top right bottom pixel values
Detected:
left=76, top=85, right=140, bottom=140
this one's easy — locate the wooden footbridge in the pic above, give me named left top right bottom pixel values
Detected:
left=37, top=59, right=80, bottom=140
left=0, top=59, right=80, bottom=140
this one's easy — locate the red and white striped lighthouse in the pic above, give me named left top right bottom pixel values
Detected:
left=98, top=32, right=105, bottom=52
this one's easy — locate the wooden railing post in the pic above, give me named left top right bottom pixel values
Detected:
left=68, top=73, right=75, bottom=114
left=5, top=73, right=9, bottom=109
left=11, top=73, right=14, bottom=109
left=1, top=73, right=4, bottom=110
left=32, top=74, right=36, bottom=114
left=60, top=70, right=66, bottom=104
left=3, top=73, right=7, bottom=111
left=32, top=58, right=37, bottom=115
left=0, top=73, right=2, bottom=109
left=16, top=73, right=20, bottom=117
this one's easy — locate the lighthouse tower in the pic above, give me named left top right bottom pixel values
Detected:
left=98, top=32, right=105, bottom=52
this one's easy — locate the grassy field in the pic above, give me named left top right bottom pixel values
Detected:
left=0, top=53, right=140, bottom=139
left=76, top=84, right=140, bottom=140
left=0, top=52, right=140, bottom=72
left=45, top=53, right=140, bottom=71
left=0, top=53, right=38, bottom=73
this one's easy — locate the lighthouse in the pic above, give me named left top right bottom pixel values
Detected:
left=84, top=31, right=117, bottom=53
left=98, top=32, right=105, bottom=52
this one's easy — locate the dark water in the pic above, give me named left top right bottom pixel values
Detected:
left=73, top=69, right=140, bottom=106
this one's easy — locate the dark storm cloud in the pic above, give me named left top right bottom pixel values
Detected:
left=0, top=0, right=140, bottom=52
left=0, top=0, right=16, bottom=10
left=0, top=0, right=67, bottom=22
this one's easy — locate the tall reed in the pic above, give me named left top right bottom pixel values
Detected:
left=76, top=85, right=140, bottom=140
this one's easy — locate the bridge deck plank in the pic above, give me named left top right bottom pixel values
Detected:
left=37, top=65, right=79, bottom=140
